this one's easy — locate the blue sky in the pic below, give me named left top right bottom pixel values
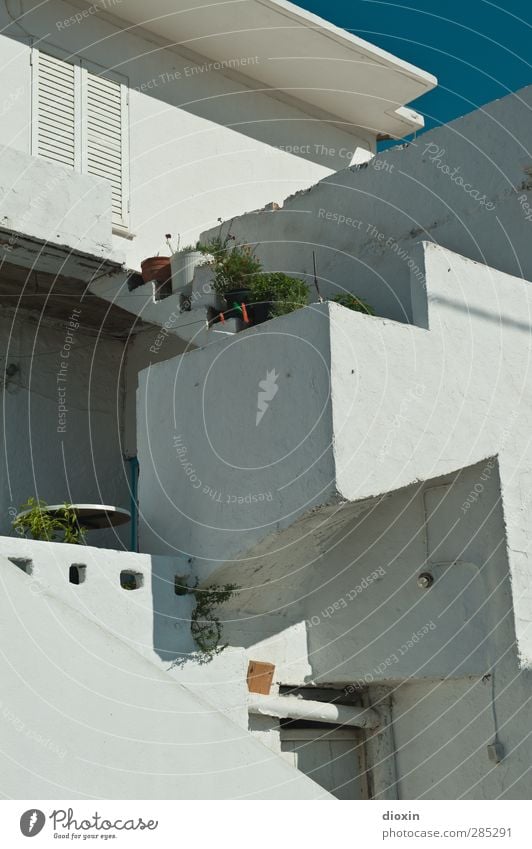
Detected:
left=302, top=0, right=532, bottom=139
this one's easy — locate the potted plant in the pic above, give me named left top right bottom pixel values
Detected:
left=199, top=220, right=312, bottom=327
left=199, top=223, right=261, bottom=319
left=141, top=234, right=174, bottom=299
left=140, top=256, right=172, bottom=283
left=172, top=238, right=211, bottom=291
left=250, top=272, right=310, bottom=323
left=12, top=497, right=87, bottom=544
left=140, top=255, right=171, bottom=284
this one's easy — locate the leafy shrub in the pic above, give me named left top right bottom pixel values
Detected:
left=199, top=220, right=310, bottom=318
left=250, top=272, right=310, bottom=317
left=199, top=235, right=261, bottom=295
left=12, top=497, right=86, bottom=544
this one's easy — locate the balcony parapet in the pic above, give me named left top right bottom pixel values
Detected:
left=0, top=144, right=122, bottom=278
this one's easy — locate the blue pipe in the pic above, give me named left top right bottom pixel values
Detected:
left=128, top=456, right=139, bottom=552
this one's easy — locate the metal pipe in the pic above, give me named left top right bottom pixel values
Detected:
left=248, top=693, right=381, bottom=729
left=128, top=456, right=139, bottom=552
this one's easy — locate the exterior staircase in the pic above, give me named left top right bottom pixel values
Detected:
left=0, top=542, right=333, bottom=799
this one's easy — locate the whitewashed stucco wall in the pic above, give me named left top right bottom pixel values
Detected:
left=137, top=242, right=532, bottom=670
left=214, top=458, right=532, bottom=800
left=391, top=666, right=532, bottom=800
left=0, top=0, right=375, bottom=271
left=200, top=85, right=532, bottom=325
left=0, top=475, right=527, bottom=800
left=0, top=535, right=251, bottom=726
left=0, top=552, right=330, bottom=799
left=0, top=310, right=130, bottom=547
left=136, top=302, right=336, bottom=566
left=325, top=245, right=532, bottom=666
left=222, top=461, right=532, bottom=800
left=303, top=463, right=512, bottom=684
left=122, top=326, right=187, bottom=458
left=220, top=460, right=513, bottom=683
left=0, top=142, right=114, bottom=261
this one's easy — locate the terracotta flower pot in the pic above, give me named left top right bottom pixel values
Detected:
left=141, top=256, right=171, bottom=284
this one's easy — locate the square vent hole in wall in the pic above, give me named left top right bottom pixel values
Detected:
left=174, top=575, right=189, bottom=596
left=153, top=279, right=172, bottom=302
left=69, top=564, right=86, bottom=585
left=8, top=557, right=33, bottom=575
left=120, top=570, right=144, bottom=590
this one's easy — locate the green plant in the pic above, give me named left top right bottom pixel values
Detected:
left=12, top=498, right=86, bottom=544
left=200, top=239, right=261, bottom=295
left=250, top=272, right=310, bottom=317
left=199, top=220, right=310, bottom=318
left=332, top=293, right=375, bottom=315
left=189, top=582, right=238, bottom=656
left=198, top=220, right=261, bottom=295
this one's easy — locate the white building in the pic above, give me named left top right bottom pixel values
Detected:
left=1, top=0, right=531, bottom=802
left=0, top=0, right=435, bottom=545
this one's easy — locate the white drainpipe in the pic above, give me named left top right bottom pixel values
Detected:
left=248, top=693, right=381, bottom=729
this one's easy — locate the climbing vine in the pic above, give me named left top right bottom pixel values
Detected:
left=189, top=582, right=239, bottom=657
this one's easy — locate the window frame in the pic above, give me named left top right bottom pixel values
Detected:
left=31, top=44, right=130, bottom=231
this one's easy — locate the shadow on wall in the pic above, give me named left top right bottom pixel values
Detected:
left=211, top=459, right=514, bottom=688
left=151, top=555, right=197, bottom=663
left=305, top=458, right=513, bottom=686
left=0, top=314, right=130, bottom=548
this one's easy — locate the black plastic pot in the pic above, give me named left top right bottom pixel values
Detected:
left=223, top=289, right=252, bottom=321
left=249, top=300, right=273, bottom=325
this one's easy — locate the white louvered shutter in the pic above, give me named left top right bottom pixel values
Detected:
left=85, top=71, right=128, bottom=227
left=33, top=49, right=129, bottom=230
left=34, top=51, right=79, bottom=169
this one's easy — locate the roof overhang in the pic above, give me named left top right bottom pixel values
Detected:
left=83, top=0, right=437, bottom=138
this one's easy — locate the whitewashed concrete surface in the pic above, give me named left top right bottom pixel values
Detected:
left=0, top=555, right=332, bottom=798
left=137, top=242, right=532, bottom=667
left=0, top=143, right=116, bottom=264
left=201, top=86, right=532, bottom=325
left=0, top=537, right=250, bottom=727
left=0, top=0, right=381, bottom=270
left=0, top=311, right=130, bottom=548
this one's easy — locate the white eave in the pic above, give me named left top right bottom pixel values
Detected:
left=93, top=0, right=437, bottom=138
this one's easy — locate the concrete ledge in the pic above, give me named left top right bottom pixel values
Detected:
left=0, top=143, right=115, bottom=261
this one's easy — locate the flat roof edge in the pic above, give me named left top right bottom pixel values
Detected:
left=258, top=0, right=438, bottom=90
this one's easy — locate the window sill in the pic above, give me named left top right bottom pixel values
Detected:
left=113, top=225, right=136, bottom=240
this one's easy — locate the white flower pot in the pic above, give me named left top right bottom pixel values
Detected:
left=171, top=250, right=206, bottom=291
